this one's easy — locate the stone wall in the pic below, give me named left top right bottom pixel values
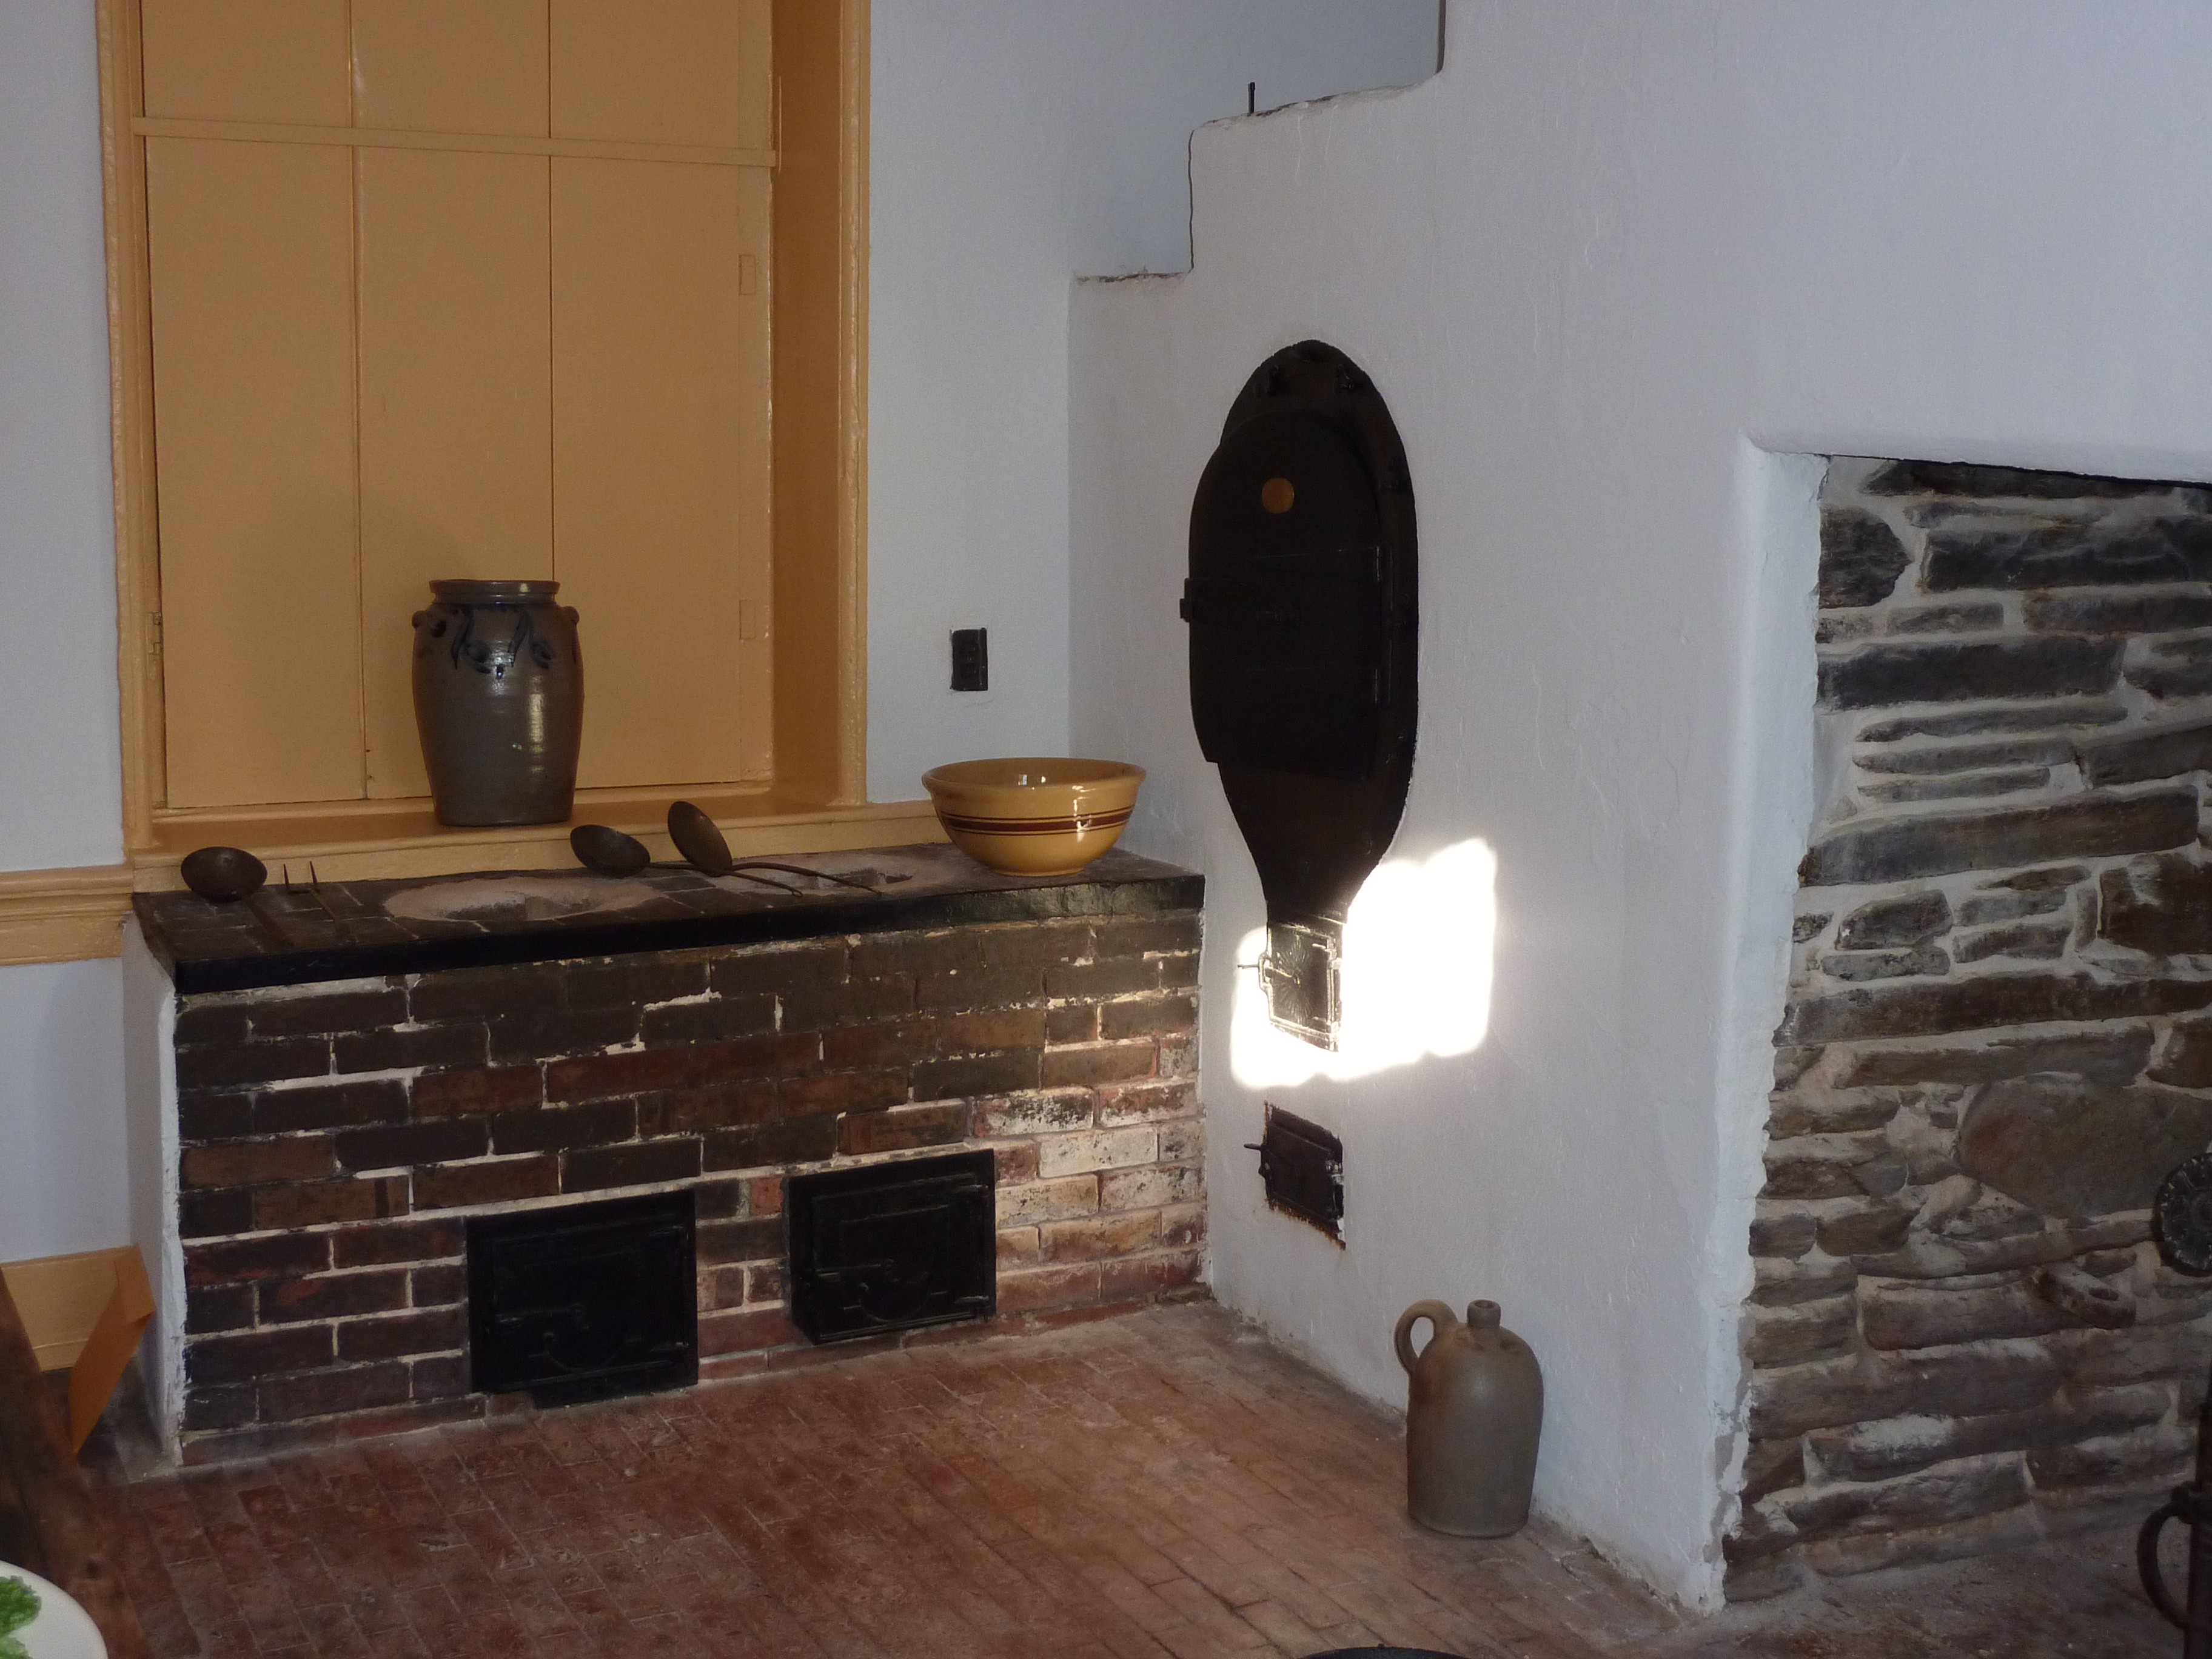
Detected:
left=171, top=911, right=1203, bottom=1461
left=1734, top=458, right=2212, bottom=1598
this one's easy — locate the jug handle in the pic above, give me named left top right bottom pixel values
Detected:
left=1395, top=1300, right=1458, bottom=1375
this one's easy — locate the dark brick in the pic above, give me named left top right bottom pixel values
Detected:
left=1887, top=601, right=2003, bottom=634
left=413, top=1156, right=558, bottom=1210
left=563, top=1139, right=702, bottom=1191
left=2100, top=852, right=2212, bottom=956
left=689, top=1031, right=822, bottom=1082
left=174, top=1001, right=252, bottom=1045
left=491, top=1099, right=637, bottom=1155
left=545, top=1047, right=692, bottom=1103
left=640, top=994, right=777, bottom=1046
left=1861, top=769, right=2048, bottom=805
left=1153, top=952, right=1199, bottom=991
left=1924, top=512, right=2212, bottom=591
left=2128, top=635, right=2212, bottom=699
left=408, top=964, right=564, bottom=1022
left=411, top=1262, right=465, bottom=1305
left=334, top=1023, right=488, bottom=1074
left=1860, top=1278, right=2076, bottom=1350
left=183, top=1386, right=256, bottom=1432
left=839, top=1102, right=970, bottom=1157
left=1748, top=1298, right=1857, bottom=1367
left=1818, top=506, right=1912, bottom=609
left=1785, top=973, right=2212, bottom=1047
left=179, top=1189, right=254, bottom=1239
left=1835, top=1028, right=2153, bottom=1088
left=704, top=1118, right=838, bottom=1172
left=1957, top=1074, right=2212, bottom=1217
left=1784, top=1456, right=2031, bottom=1544
left=250, top=989, right=406, bottom=1037
left=179, top=1090, right=256, bottom=1142
left=258, top=1362, right=412, bottom=1424
left=337, top=1308, right=467, bottom=1362
left=1809, top=1386, right=2168, bottom=1483
left=635, top=1083, right=777, bottom=1138
left=698, top=1216, right=785, bottom=1265
left=1819, top=637, right=2119, bottom=711
left=183, top=1137, right=338, bottom=1190
left=1099, top=996, right=1197, bottom=1041
left=413, top=1066, right=542, bottom=1118
left=692, top=1179, right=745, bottom=1220
left=699, top=1306, right=799, bottom=1357
left=780, top=974, right=915, bottom=1029
left=709, top=943, right=848, bottom=1000
left=849, top=931, right=989, bottom=980
left=914, top=965, right=1042, bottom=1012
left=748, top=1262, right=786, bottom=1303
left=1041, top=1042, right=1157, bottom=1089
left=565, top=957, right=708, bottom=1010
left=1741, top=1438, right=1806, bottom=1503
left=2080, top=716, right=2212, bottom=788
left=1047, top=1004, right=1100, bottom=1045
left=1957, top=879, right=2080, bottom=927
left=778, top=1069, right=908, bottom=1115
left=1045, top=958, right=1159, bottom=1000
left=186, top=1233, right=331, bottom=1285
left=1751, top=1212, right=1818, bottom=1258
left=331, top=1218, right=462, bottom=1268
left=821, top=1019, right=936, bottom=1070
left=176, top=1037, right=329, bottom=1090
left=913, top=1051, right=1041, bottom=1100
left=1092, top=916, right=1202, bottom=959
left=187, top=1327, right=332, bottom=1389
left=936, top=1007, right=1050, bottom=1055
left=258, top=1270, right=409, bottom=1324
left=486, top=1007, right=638, bottom=1063
left=411, top=1355, right=469, bottom=1401
left=185, top=1284, right=256, bottom=1335
left=334, top=1119, right=488, bottom=1171
left=1855, top=739, right=2070, bottom=777
left=255, top=1079, right=409, bottom=1135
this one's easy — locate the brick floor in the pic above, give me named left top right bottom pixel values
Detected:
left=85, top=1301, right=2174, bottom=1657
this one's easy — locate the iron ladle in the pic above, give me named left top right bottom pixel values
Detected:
left=570, top=823, right=651, bottom=877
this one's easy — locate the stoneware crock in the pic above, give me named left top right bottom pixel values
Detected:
left=920, top=757, right=1144, bottom=876
left=412, top=580, right=582, bottom=826
left=1395, top=1298, right=1544, bottom=1537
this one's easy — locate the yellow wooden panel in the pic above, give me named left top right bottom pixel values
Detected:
left=351, top=0, right=551, bottom=137
left=140, top=0, right=350, bottom=126
left=550, top=0, right=771, bottom=150
left=146, top=138, right=363, bottom=808
left=358, top=149, right=554, bottom=799
left=554, top=159, right=769, bottom=788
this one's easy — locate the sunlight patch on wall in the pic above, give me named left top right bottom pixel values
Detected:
left=1230, top=836, right=1496, bottom=1087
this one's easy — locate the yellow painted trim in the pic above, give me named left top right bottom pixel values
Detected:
left=0, top=798, right=950, bottom=965
left=0, top=866, right=135, bottom=967
left=98, top=0, right=874, bottom=863
left=0, top=1248, right=141, bottom=1372
left=132, top=116, right=777, bottom=169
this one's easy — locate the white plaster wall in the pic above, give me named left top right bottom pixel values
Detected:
left=0, top=0, right=133, bottom=1269
left=866, top=0, right=1437, bottom=799
left=1068, top=0, right=2212, bottom=1605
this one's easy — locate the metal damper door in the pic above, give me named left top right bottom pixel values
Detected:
left=1184, top=340, right=1418, bottom=1048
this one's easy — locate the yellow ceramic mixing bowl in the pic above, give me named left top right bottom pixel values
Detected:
left=921, top=757, right=1145, bottom=876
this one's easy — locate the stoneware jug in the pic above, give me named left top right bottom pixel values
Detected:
left=1394, top=1298, right=1543, bottom=1537
left=412, top=580, right=583, bottom=826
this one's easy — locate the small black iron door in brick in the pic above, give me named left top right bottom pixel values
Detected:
left=787, top=1151, right=996, bottom=1343
left=467, top=1191, right=698, bottom=1406
left=1185, top=340, right=1418, bottom=1050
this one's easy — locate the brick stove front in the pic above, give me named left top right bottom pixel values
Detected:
left=132, top=847, right=1205, bottom=1463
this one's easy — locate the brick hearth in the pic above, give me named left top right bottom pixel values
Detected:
left=146, top=863, right=1206, bottom=1461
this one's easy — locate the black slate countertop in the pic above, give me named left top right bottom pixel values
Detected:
left=135, top=844, right=1204, bottom=994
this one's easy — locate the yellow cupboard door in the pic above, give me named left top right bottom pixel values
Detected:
left=554, top=158, right=771, bottom=789
left=357, top=149, right=555, bottom=799
left=144, top=137, right=364, bottom=808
